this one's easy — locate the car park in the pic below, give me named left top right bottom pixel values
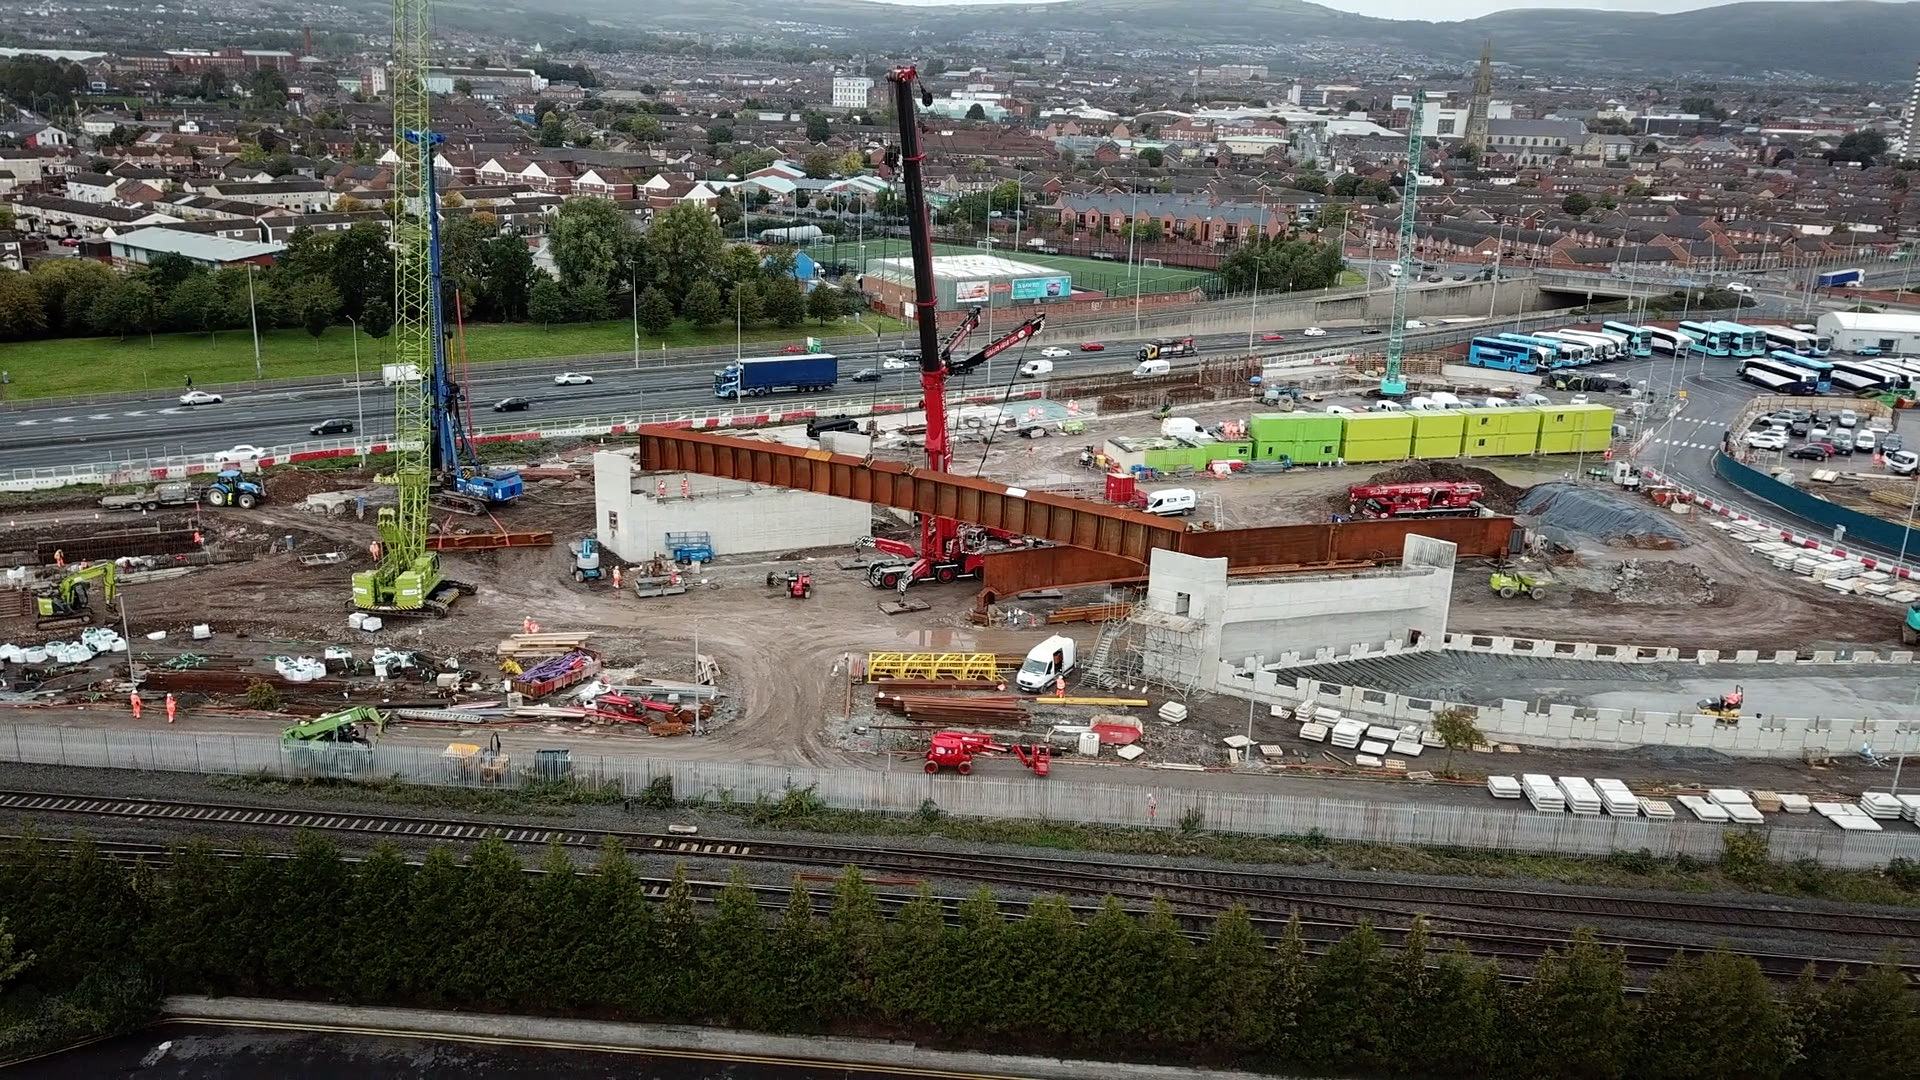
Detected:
left=492, top=397, right=533, bottom=412
left=1788, top=445, right=1831, bottom=461
left=1039, top=346, right=1071, bottom=358
left=552, top=372, right=593, bottom=385
left=850, top=368, right=881, bottom=382
left=179, top=390, right=224, bottom=406
left=309, top=418, right=354, bottom=436
left=1744, top=430, right=1787, bottom=450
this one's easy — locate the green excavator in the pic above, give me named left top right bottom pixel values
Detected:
left=35, top=562, right=117, bottom=628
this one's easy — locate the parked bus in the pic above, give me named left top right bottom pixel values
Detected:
left=1534, top=331, right=1605, bottom=363
left=1864, top=359, right=1920, bottom=390
left=1466, top=336, right=1549, bottom=374
left=1710, top=322, right=1767, bottom=358
left=1602, top=321, right=1655, bottom=358
left=1767, top=351, right=1832, bottom=393
left=1825, top=359, right=1892, bottom=395
left=1738, top=357, right=1817, bottom=395
left=1646, top=326, right=1693, bottom=356
left=1760, top=326, right=1828, bottom=357
left=1677, top=321, right=1730, bottom=357
left=1498, top=332, right=1589, bottom=367
left=1791, top=323, right=1834, bottom=354
left=1549, top=329, right=1624, bottom=360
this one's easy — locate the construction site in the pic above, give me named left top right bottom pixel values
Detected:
left=3, top=60, right=1920, bottom=1078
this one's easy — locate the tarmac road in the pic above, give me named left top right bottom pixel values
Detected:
left=0, top=325, right=1379, bottom=472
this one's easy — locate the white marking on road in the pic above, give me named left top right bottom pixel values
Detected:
left=50, top=416, right=74, bottom=423
left=14, top=419, right=38, bottom=426
left=87, top=413, right=112, bottom=420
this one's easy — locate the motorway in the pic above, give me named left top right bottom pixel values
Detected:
left=0, top=324, right=1388, bottom=472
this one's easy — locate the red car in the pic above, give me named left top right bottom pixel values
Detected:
left=1261, top=332, right=1285, bottom=341
left=1079, top=342, right=1105, bottom=352
left=781, top=344, right=805, bottom=354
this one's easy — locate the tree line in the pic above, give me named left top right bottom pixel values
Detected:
left=0, top=196, right=869, bottom=346
left=0, top=832, right=1913, bottom=1078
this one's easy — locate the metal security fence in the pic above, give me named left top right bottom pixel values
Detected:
left=3, top=725, right=1914, bottom=869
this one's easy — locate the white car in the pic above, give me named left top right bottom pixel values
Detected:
left=1837, top=409, right=1859, bottom=428
left=1570, top=394, right=1590, bottom=405
left=1301, top=326, right=1327, bottom=337
left=1386, top=263, right=1404, bottom=277
left=1725, top=281, right=1754, bottom=294
left=1324, top=405, right=1354, bottom=414
left=1039, top=346, right=1071, bottom=358
left=221, top=444, right=268, bottom=460
left=880, top=356, right=911, bottom=370
left=552, top=372, right=593, bottom=385
left=1404, top=319, right=1427, bottom=329
left=1744, top=430, right=1787, bottom=450
left=179, top=390, right=224, bottom=406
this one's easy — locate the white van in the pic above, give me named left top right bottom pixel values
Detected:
left=1324, top=404, right=1354, bottom=414
left=1407, top=396, right=1437, bottom=412
left=1387, top=263, right=1404, bottom=277
left=1133, top=358, right=1171, bottom=378
left=1142, top=487, right=1197, bottom=516
left=1018, top=358, right=1054, bottom=378
left=1484, top=397, right=1514, bottom=408
left=1520, top=393, right=1552, bottom=407
left=1160, top=417, right=1208, bottom=440
left=1888, top=449, right=1919, bottom=476
left=1371, top=400, right=1404, bottom=412
left=1015, top=635, right=1078, bottom=692
left=1428, top=392, right=1466, bottom=410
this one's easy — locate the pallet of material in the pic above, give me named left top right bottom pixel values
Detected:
left=1486, top=774, right=1523, bottom=799
left=1638, top=797, right=1676, bottom=820
left=1046, top=602, right=1134, bottom=624
left=1329, top=718, right=1366, bottom=749
left=1858, top=792, right=1905, bottom=820
left=1899, top=795, right=1920, bottom=823
left=1677, top=795, right=1730, bottom=823
left=1777, top=793, right=1812, bottom=814
left=1556, top=776, right=1603, bottom=815
left=497, top=633, right=595, bottom=658
left=1297, top=721, right=1329, bottom=743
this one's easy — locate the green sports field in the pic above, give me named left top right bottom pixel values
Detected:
left=853, top=236, right=1214, bottom=297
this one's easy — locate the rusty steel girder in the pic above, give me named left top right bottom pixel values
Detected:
left=637, top=429, right=1184, bottom=562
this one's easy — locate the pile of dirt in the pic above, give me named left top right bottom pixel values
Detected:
left=1610, top=559, right=1716, bottom=605
left=1361, top=461, right=1527, bottom=513
left=1517, top=482, right=1691, bottom=550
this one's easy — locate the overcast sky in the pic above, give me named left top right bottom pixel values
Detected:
left=869, top=0, right=1873, bottom=20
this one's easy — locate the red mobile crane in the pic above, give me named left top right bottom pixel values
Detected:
left=859, top=65, right=1047, bottom=591
left=1347, top=481, right=1484, bottom=519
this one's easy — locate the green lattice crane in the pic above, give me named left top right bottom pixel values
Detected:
left=351, top=0, right=468, bottom=615
left=1380, top=92, right=1424, bottom=398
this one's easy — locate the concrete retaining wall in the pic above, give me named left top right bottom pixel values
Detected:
left=592, top=452, right=870, bottom=562
left=1, top=724, right=1912, bottom=868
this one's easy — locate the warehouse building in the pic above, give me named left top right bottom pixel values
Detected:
left=860, top=253, right=1075, bottom=317
left=1818, top=311, right=1920, bottom=357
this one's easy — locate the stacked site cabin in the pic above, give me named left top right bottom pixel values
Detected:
left=1459, top=407, right=1543, bottom=458
left=1411, top=410, right=1466, bottom=458
left=1535, top=403, right=1614, bottom=453
left=1248, top=413, right=1344, bottom=465
left=1338, top=413, right=1416, bottom=463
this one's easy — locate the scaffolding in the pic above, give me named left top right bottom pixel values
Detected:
left=1087, top=593, right=1211, bottom=700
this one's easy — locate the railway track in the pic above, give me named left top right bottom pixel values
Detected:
left=2, top=790, right=1915, bottom=981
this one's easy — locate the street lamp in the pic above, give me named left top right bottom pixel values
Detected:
left=345, top=315, right=365, bottom=465
left=247, top=264, right=262, bottom=377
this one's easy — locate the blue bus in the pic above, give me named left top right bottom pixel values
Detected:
left=1768, top=350, right=1832, bottom=393
left=1603, top=321, right=1654, bottom=358
left=1677, top=321, right=1730, bottom=357
left=1467, top=336, right=1549, bottom=374
left=1738, top=357, right=1817, bottom=395
left=1712, top=322, right=1767, bottom=358
left=1498, top=332, right=1588, bottom=367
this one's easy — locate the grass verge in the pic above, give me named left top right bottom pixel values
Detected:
left=208, top=772, right=623, bottom=816
left=0, top=314, right=905, bottom=402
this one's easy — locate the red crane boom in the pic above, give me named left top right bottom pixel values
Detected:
left=858, top=65, right=1047, bottom=591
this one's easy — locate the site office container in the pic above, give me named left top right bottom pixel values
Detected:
left=1249, top=413, right=1344, bottom=464
left=1142, top=443, right=1212, bottom=473
left=1203, top=439, right=1255, bottom=464
left=1339, top=413, right=1415, bottom=464
left=1536, top=403, right=1615, bottom=453
left=1457, top=406, right=1543, bottom=458
left=1410, top=410, right=1466, bottom=458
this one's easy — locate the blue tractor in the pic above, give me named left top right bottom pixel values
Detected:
left=203, top=469, right=266, bottom=509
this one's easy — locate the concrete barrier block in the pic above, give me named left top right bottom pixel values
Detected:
left=1529, top=640, right=1557, bottom=657
left=1573, top=643, right=1599, bottom=659
left=1655, top=647, right=1680, bottom=661
left=1696, top=650, right=1720, bottom=663
left=1734, top=650, right=1760, bottom=663
left=1812, top=650, right=1837, bottom=664
left=1890, top=651, right=1915, bottom=664
left=1851, top=651, right=1879, bottom=664
left=1772, top=650, right=1798, bottom=664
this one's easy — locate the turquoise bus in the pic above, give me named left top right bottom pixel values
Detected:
left=1602, top=321, right=1654, bottom=357
left=1676, top=321, right=1730, bottom=357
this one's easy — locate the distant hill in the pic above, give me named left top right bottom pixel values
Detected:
left=447, top=0, right=1920, bottom=82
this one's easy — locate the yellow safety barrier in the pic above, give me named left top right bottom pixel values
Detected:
left=865, top=652, right=1001, bottom=681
